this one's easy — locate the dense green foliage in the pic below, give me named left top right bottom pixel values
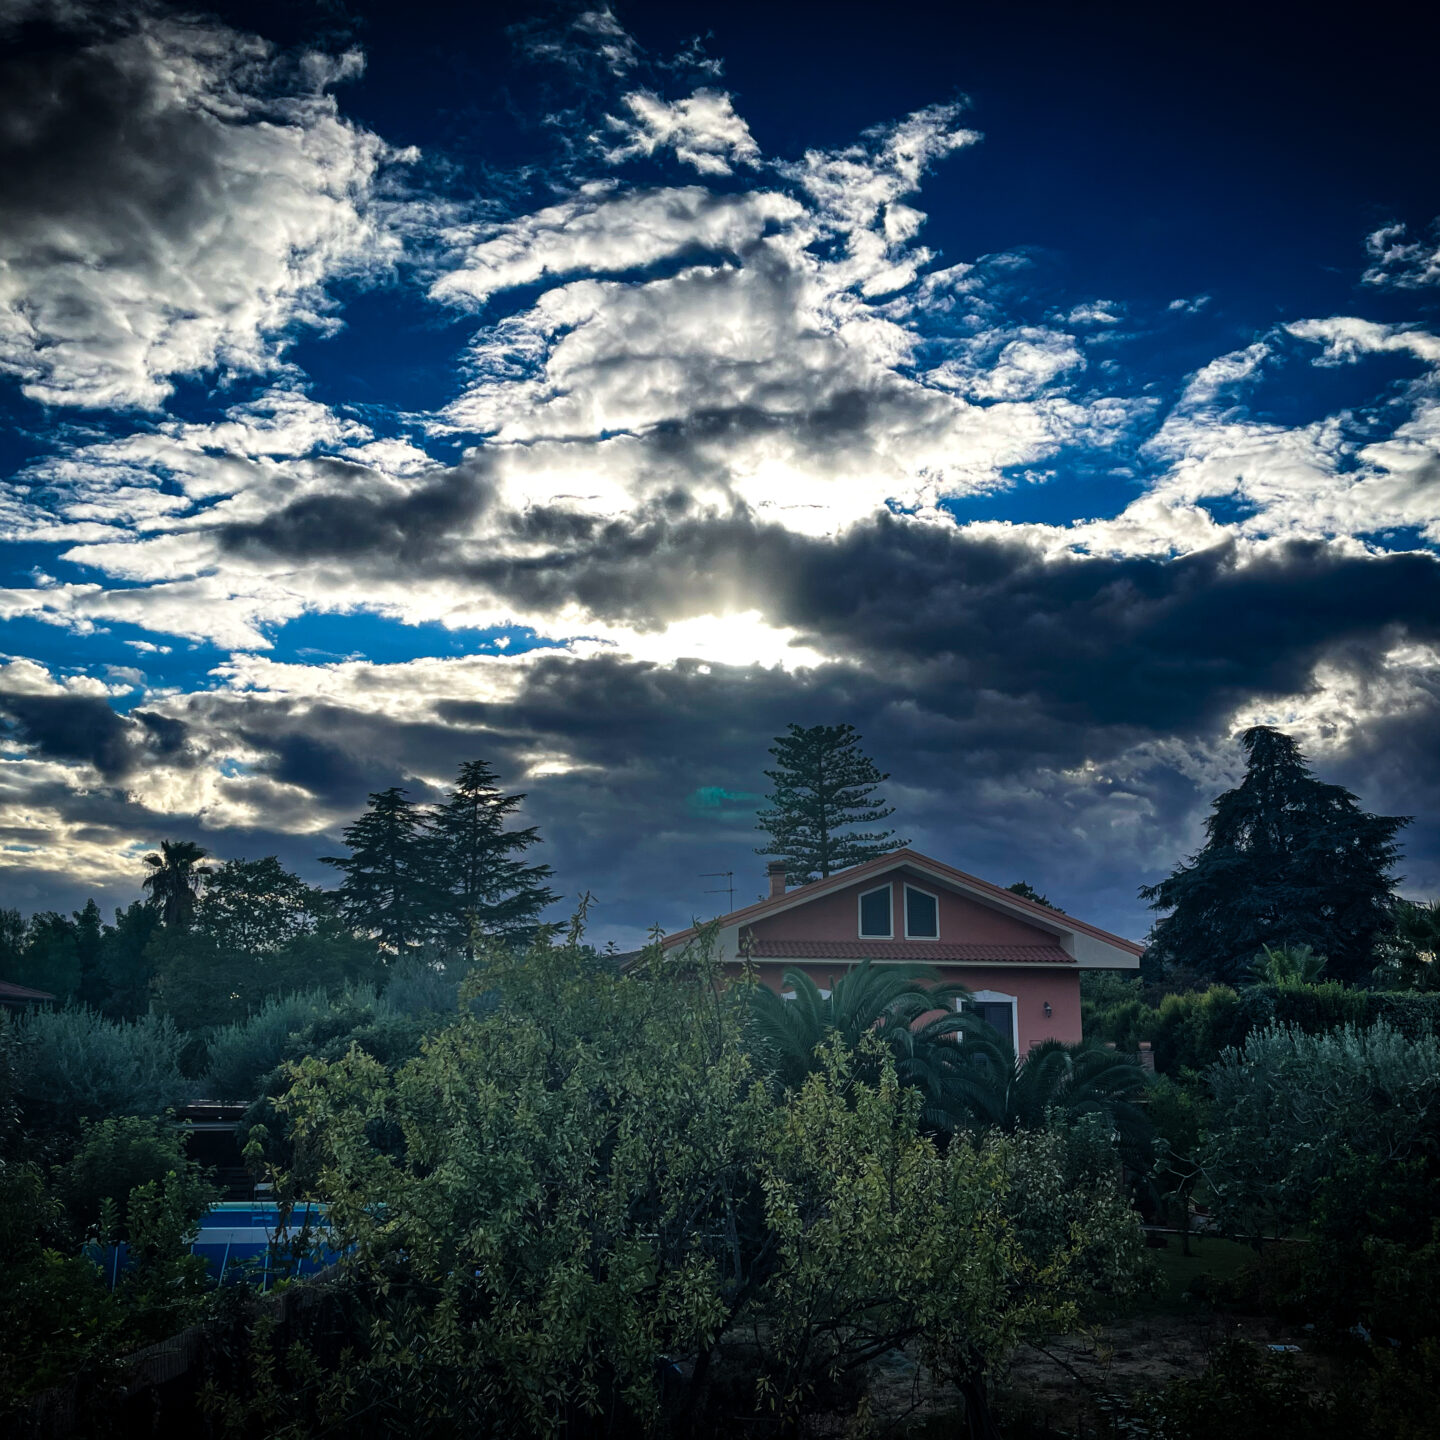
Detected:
left=1202, top=1023, right=1440, bottom=1332
left=55, top=1115, right=220, bottom=1245
left=0, top=1063, right=218, bottom=1412
left=1246, top=942, right=1327, bottom=986
left=1141, top=727, right=1406, bottom=984
left=938, top=1027, right=1151, bottom=1144
left=755, top=723, right=907, bottom=882
left=204, top=976, right=455, bottom=1102
left=322, top=786, right=434, bottom=954
left=1082, top=973, right=1440, bottom=1076
left=0, top=899, right=158, bottom=1016
left=6, top=1006, right=190, bottom=1123
left=1374, top=897, right=1440, bottom=990
left=747, top=960, right=969, bottom=1096
left=323, top=765, right=557, bottom=956
left=204, top=930, right=1147, bottom=1437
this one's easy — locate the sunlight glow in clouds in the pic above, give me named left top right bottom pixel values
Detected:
left=3, top=0, right=1440, bottom=928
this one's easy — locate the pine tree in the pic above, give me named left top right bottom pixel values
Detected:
left=428, top=761, right=557, bottom=955
left=755, top=723, right=908, bottom=884
left=322, top=788, right=433, bottom=956
left=1141, top=726, right=1407, bottom=985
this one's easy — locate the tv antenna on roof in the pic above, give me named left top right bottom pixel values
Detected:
left=700, top=871, right=735, bottom=912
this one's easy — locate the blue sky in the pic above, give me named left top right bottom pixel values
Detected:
left=2, top=0, right=1438, bottom=947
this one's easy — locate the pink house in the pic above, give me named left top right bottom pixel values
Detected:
left=660, top=849, right=1143, bottom=1052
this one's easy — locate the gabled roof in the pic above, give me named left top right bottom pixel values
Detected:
left=660, top=847, right=1144, bottom=958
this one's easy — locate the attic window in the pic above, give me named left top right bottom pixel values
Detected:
left=858, top=885, right=892, bottom=937
left=905, top=885, right=939, bottom=939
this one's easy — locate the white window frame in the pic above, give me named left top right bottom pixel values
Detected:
left=958, top=990, right=1019, bottom=1054
left=903, top=883, right=940, bottom=940
left=781, top=988, right=831, bottom=1000
left=857, top=883, right=894, bottom=938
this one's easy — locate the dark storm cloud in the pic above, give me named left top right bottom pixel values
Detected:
left=219, top=464, right=495, bottom=565
left=237, top=717, right=403, bottom=806
left=213, top=479, right=1440, bottom=741
left=0, top=690, right=193, bottom=780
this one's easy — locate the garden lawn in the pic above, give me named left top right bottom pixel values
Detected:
left=1146, top=1234, right=1256, bottom=1311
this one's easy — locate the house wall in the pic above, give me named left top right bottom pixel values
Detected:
left=734, top=959, right=1083, bottom=1051
left=750, top=874, right=1061, bottom=946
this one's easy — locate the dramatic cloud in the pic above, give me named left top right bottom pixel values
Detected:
left=0, top=5, right=404, bottom=409
left=3, top=3, right=1440, bottom=938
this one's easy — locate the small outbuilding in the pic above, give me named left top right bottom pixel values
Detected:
left=0, top=978, right=57, bottom=1011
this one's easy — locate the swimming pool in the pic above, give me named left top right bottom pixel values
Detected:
left=92, top=1200, right=339, bottom=1290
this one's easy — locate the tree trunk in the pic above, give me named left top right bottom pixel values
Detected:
left=957, top=1367, right=1002, bottom=1440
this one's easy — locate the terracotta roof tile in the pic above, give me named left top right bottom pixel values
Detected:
left=747, top=940, right=1075, bottom=964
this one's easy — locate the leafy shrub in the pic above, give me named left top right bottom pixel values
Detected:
left=203, top=990, right=348, bottom=1101
left=1149, top=982, right=1440, bottom=1075
left=206, top=931, right=1150, bottom=1438
left=1202, top=1021, right=1440, bottom=1241
left=1151, top=986, right=1245, bottom=1074
left=382, top=955, right=460, bottom=1017
left=1238, top=980, right=1367, bottom=1035
left=8, top=1006, right=189, bottom=1121
left=1098, top=1337, right=1345, bottom=1440
left=55, top=1114, right=218, bottom=1242
left=204, top=986, right=433, bottom=1101
left=1367, top=989, right=1440, bottom=1038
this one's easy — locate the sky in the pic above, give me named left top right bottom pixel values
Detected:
left=1, top=0, right=1438, bottom=949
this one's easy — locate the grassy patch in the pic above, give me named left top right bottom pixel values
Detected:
left=1144, top=1234, right=1256, bottom=1311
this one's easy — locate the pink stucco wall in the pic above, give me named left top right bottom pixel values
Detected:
left=735, top=959, right=1082, bottom=1051
left=750, top=873, right=1060, bottom=946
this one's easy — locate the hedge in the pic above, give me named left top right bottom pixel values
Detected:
left=1145, top=984, right=1440, bottom=1075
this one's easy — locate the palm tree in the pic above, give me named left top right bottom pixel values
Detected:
left=942, top=1022, right=1150, bottom=1143
left=141, top=839, right=211, bottom=930
left=1375, top=899, right=1440, bottom=991
left=1246, top=942, right=1327, bottom=987
left=747, top=960, right=970, bottom=1093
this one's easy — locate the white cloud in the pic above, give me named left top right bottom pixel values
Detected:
left=602, top=89, right=760, bottom=175
left=1285, top=316, right=1440, bottom=366
left=431, top=185, right=798, bottom=307
left=0, top=12, right=405, bottom=409
left=1363, top=221, right=1440, bottom=290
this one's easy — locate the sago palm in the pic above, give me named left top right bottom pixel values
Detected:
left=943, top=1022, right=1150, bottom=1142
left=747, top=960, right=970, bottom=1092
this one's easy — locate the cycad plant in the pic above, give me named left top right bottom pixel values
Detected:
left=747, top=960, right=969, bottom=1094
left=943, top=1023, right=1151, bottom=1145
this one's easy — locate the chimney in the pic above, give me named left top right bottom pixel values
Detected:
left=766, top=861, right=788, bottom=899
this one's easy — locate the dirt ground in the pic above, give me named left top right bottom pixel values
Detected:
left=819, top=1308, right=1323, bottom=1438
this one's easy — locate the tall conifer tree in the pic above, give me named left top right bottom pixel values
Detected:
left=322, top=787, right=432, bottom=956
left=1141, top=726, right=1407, bottom=984
left=756, top=723, right=907, bottom=884
left=428, top=761, right=556, bottom=954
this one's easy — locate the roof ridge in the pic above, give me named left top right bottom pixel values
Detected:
left=660, top=847, right=1142, bottom=955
